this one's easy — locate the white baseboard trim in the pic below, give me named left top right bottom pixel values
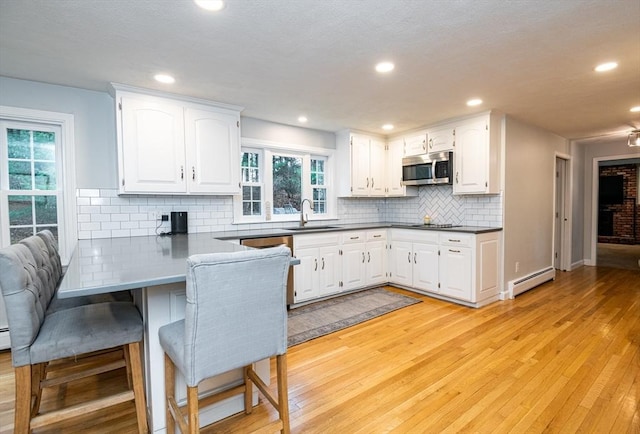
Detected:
left=584, top=259, right=596, bottom=266
left=570, top=260, right=584, bottom=270
left=507, top=267, right=556, bottom=298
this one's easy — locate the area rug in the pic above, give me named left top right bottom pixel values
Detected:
left=287, top=288, right=421, bottom=347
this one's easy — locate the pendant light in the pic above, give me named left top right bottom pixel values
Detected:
left=628, top=129, right=640, bottom=147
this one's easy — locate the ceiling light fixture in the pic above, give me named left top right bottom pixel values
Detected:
left=375, top=62, right=395, bottom=73
left=631, top=106, right=640, bottom=113
left=194, top=0, right=225, bottom=11
left=594, top=62, right=618, bottom=72
left=298, top=116, right=308, bottom=123
left=466, top=98, right=483, bottom=107
left=382, top=124, right=394, bottom=131
left=154, top=74, right=175, bottom=84
left=628, top=129, right=640, bottom=147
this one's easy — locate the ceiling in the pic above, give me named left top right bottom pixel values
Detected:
left=1, top=0, right=639, bottom=141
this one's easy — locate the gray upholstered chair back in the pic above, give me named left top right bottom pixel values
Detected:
left=20, top=235, right=58, bottom=312
left=36, top=230, right=63, bottom=283
left=183, top=245, right=290, bottom=386
left=0, top=243, right=50, bottom=366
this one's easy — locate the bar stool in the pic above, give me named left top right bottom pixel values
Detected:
left=159, top=245, right=291, bottom=434
left=0, top=242, right=148, bottom=433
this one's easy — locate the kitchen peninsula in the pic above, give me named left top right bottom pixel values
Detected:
left=57, top=233, right=292, bottom=433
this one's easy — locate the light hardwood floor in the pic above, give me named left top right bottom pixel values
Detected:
left=1, top=265, right=638, bottom=433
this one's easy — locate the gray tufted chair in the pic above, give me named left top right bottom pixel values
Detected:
left=159, top=245, right=291, bottom=434
left=0, top=238, right=148, bottom=433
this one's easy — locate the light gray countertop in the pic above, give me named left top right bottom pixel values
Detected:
left=58, top=223, right=501, bottom=299
left=57, top=233, right=254, bottom=298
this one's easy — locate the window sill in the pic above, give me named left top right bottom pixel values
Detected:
left=232, top=215, right=338, bottom=225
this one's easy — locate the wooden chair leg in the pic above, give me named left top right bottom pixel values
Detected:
left=276, top=354, right=290, bottom=434
left=164, top=353, right=176, bottom=434
left=30, top=362, right=46, bottom=417
left=14, top=365, right=32, bottom=434
left=127, top=342, right=149, bottom=434
left=187, top=386, right=199, bottom=434
left=244, top=365, right=253, bottom=414
left=124, top=344, right=133, bottom=389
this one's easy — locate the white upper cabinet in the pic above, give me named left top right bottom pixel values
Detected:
left=336, top=131, right=386, bottom=197
left=453, top=113, right=502, bottom=195
left=403, top=130, right=428, bottom=156
left=112, top=85, right=242, bottom=195
left=427, top=124, right=455, bottom=153
left=386, top=138, right=417, bottom=197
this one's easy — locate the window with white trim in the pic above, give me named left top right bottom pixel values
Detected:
left=234, top=141, right=335, bottom=223
left=0, top=107, right=77, bottom=264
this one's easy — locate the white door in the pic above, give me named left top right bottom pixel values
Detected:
left=350, top=134, right=370, bottom=195
left=412, top=242, right=439, bottom=291
left=427, top=125, right=455, bottom=152
left=404, top=132, right=427, bottom=156
left=366, top=239, right=387, bottom=285
left=120, top=96, right=186, bottom=193
left=293, top=247, right=319, bottom=302
left=318, top=245, right=342, bottom=296
left=439, top=246, right=472, bottom=301
left=184, top=108, right=240, bottom=194
left=387, top=138, right=405, bottom=196
left=390, top=240, right=412, bottom=287
left=342, top=242, right=366, bottom=290
left=454, top=118, right=487, bottom=194
left=369, top=139, right=386, bottom=196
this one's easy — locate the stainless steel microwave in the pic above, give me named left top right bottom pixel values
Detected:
left=401, top=151, right=453, bottom=186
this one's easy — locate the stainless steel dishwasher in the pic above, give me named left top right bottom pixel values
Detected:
left=240, top=236, right=294, bottom=305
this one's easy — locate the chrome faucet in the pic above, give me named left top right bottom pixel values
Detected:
left=300, top=198, right=312, bottom=227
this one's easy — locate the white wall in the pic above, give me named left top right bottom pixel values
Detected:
left=0, top=76, right=117, bottom=188
left=577, top=136, right=640, bottom=264
left=570, top=141, right=585, bottom=266
left=502, top=116, right=569, bottom=286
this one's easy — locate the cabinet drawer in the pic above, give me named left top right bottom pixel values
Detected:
left=439, top=233, right=473, bottom=247
left=366, top=230, right=387, bottom=241
left=342, top=231, right=366, bottom=244
left=294, top=233, right=341, bottom=249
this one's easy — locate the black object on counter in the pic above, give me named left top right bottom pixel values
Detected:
left=171, top=211, right=188, bottom=234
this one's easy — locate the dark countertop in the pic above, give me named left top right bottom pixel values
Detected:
left=211, top=222, right=502, bottom=240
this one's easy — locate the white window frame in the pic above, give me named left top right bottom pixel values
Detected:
left=234, top=138, right=337, bottom=224
left=239, top=147, right=264, bottom=223
left=0, top=106, right=77, bottom=265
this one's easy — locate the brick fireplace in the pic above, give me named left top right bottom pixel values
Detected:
left=598, top=164, right=639, bottom=245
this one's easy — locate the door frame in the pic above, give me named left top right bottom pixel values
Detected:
left=553, top=153, right=572, bottom=271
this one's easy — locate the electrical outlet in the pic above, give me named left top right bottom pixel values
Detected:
left=161, top=214, right=169, bottom=222
left=515, top=261, right=520, bottom=272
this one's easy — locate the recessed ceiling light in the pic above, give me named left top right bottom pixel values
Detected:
left=382, top=124, right=394, bottom=131
left=194, top=0, right=225, bottom=11
left=154, top=74, right=175, bottom=84
left=466, top=98, right=483, bottom=107
left=630, top=106, right=640, bottom=113
left=375, top=62, right=395, bottom=73
left=298, top=116, right=308, bottom=123
left=594, top=62, right=618, bottom=72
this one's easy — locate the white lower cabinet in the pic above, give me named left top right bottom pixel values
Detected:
left=390, top=229, right=500, bottom=306
left=293, top=233, right=341, bottom=303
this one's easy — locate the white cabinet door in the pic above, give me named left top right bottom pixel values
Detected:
left=120, top=96, right=186, bottom=193
left=439, top=246, right=472, bottom=301
left=404, top=131, right=428, bottom=156
left=390, top=240, right=413, bottom=287
left=293, top=247, right=319, bottom=302
left=342, top=242, right=366, bottom=291
left=366, top=239, right=387, bottom=286
left=318, top=245, right=342, bottom=296
left=387, top=138, right=405, bottom=196
left=412, top=242, right=439, bottom=292
left=350, top=134, right=371, bottom=196
left=427, top=125, right=455, bottom=153
left=369, top=139, right=386, bottom=196
left=454, top=117, right=488, bottom=194
left=184, top=108, right=240, bottom=194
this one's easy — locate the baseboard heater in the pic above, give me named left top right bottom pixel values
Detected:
left=508, top=267, right=556, bottom=297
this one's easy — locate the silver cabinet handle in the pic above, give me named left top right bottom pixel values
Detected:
left=372, top=178, right=374, bottom=187
left=408, top=252, right=411, bottom=263
left=448, top=239, right=460, bottom=243
left=373, top=234, right=382, bottom=238
left=192, top=166, right=195, bottom=180
left=366, top=178, right=369, bottom=187
left=322, top=257, right=325, bottom=270
left=180, top=166, right=184, bottom=180
left=456, top=172, right=459, bottom=184
left=350, top=236, right=360, bottom=240
left=368, top=252, right=371, bottom=263
left=449, top=249, right=461, bottom=253
left=362, top=252, right=365, bottom=263
left=414, top=252, right=417, bottom=264
left=314, top=258, right=318, bottom=271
